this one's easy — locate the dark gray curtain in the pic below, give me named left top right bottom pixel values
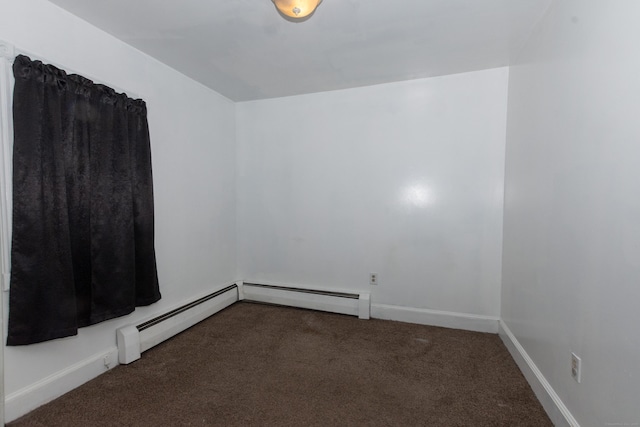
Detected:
left=7, top=55, right=161, bottom=346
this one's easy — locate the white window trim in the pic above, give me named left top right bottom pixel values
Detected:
left=0, top=39, right=15, bottom=426
left=0, top=40, right=14, bottom=295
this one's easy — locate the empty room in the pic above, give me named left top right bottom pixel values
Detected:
left=0, top=0, right=638, bottom=426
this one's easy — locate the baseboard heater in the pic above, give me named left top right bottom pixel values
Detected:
left=117, top=284, right=239, bottom=364
left=116, top=281, right=370, bottom=365
left=241, top=282, right=370, bottom=320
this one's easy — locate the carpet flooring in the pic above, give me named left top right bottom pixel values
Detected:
left=9, top=302, right=552, bottom=426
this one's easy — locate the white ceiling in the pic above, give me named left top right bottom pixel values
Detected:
left=47, top=0, right=554, bottom=102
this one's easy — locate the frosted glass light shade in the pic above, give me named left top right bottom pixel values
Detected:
left=272, top=0, right=323, bottom=18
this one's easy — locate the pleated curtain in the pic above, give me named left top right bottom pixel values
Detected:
left=7, top=55, right=161, bottom=346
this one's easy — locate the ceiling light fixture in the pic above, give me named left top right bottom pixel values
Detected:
left=272, top=0, right=323, bottom=19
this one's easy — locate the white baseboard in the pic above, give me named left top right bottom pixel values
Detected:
left=370, top=303, right=500, bottom=333
left=6, top=291, right=574, bottom=426
left=5, top=346, right=119, bottom=423
left=499, top=320, right=579, bottom=427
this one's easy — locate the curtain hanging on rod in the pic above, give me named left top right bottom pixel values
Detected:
left=7, top=54, right=161, bottom=346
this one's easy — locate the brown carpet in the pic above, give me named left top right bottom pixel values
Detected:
left=9, top=302, right=552, bottom=426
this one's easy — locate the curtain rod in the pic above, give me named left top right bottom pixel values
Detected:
left=0, top=40, right=143, bottom=100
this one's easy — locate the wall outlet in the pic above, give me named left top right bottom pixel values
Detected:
left=369, top=273, right=378, bottom=285
left=571, top=352, right=582, bottom=383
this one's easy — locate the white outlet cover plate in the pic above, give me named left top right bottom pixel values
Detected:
left=571, top=352, right=582, bottom=383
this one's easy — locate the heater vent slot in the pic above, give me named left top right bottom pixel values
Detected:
left=243, top=282, right=359, bottom=299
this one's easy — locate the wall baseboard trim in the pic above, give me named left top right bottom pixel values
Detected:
left=370, top=303, right=499, bottom=333
left=5, top=346, right=119, bottom=423
left=499, top=320, right=579, bottom=427
left=7, top=291, right=574, bottom=425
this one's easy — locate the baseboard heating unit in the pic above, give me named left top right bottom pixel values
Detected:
left=241, top=282, right=370, bottom=320
left=116, top=281, right=371, bottom=365
left=117, top=284, right=239, bottom=364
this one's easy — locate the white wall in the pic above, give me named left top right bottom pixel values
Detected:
left=237, top=68, right=508, bottom=323
left=502, top=1, right=640, bottom=425
left=1, top=0, right=236, bottom=420
left=14, top=0, right=639, bottom=424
